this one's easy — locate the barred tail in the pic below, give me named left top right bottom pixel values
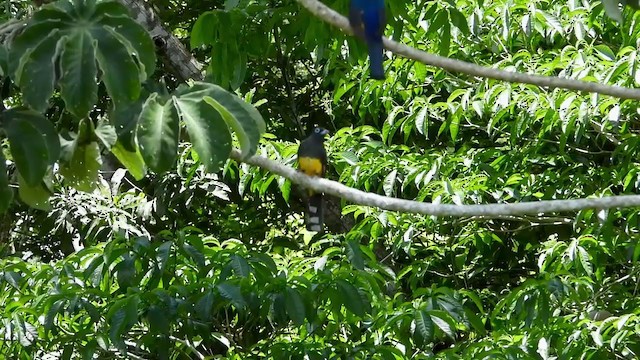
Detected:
left=306, top=193, right=324, bottom=232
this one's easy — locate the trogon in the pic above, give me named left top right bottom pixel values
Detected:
left=297, top=127, right=330, bottom=232
left=349, top=0, right=386, bottom=80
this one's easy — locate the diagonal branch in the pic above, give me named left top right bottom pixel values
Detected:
left=295, top=0, right=640, bottom=101
left=230, top=149, right=640, bottom=217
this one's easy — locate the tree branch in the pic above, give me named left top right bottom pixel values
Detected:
left=295, top=0, right=640, bottom=101
left=230, top=149, right=640, bottom=217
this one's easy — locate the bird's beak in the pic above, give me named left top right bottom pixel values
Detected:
left=321, top=129, right=330, bottom=136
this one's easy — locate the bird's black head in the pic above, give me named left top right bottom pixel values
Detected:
left=311, top=127, right=330, bottom=138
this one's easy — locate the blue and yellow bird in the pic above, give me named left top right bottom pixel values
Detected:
left=349, top=0, right=386, bottom=79
left=297, top=127, right=330, bottom=232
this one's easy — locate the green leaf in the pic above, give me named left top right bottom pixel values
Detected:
left=602, top=0, right=623, bottom=22
left=449, top=9, right=469, bottom=35
left=195, top=290, right=214, bottom=320
left=92, top=26, right=141, bottom=105
left=4, top=114, right=49, bottom=186
left=383, top=169, right=397, bottom=196
left=95, top=119, right=118, bottom=148
left=415, top=309, right=434, bottom=341
left=217, top=282, right=247, bottom=309
left=137, top=93, right=179, bottom=173
left=464, top=307, right=486, bottom=336
left=450, top=113, right=460, bottom=141
left=15, top=29, right=62, bottom=112
left=346, top=240, right=365, bottom=270
left=337, top=280, right=365, bottom=317
left=285, top=287, right=306, bottom=326
left=191, top=11, right=217, bottom=49
left=59, top=30, right=98, bottom=118
left=59, top=138, right=102, bottom=192
left=439, top=23, right=451, bottom=57
left=98, top=15, right=156, bottom=79
left=430, top=310, right=456, bottom=339
left=577, top=246, right=593, bottom=275
left=44, top=299, right=65, bottom=332
left=202, top=86, right=265, bottom=157
left=147, top=305, right=170, bottom=334
left=182, top=243, right=205, bottom=268
left=595, top=44, right=616, bottom=61
left=17, top=172, right=51, bottom=210
left=4, top=271, right=22, bottom=289
left=230, top=254, right=251, bottom=277
left=81, top=340, right=97, bottom=360
left=111, top=100, right=143, bottom=151
left=9, top=20, right=61, bottom=78
left=111, top=141, right=147, bottom=180
left=174, top=97, right=232, bottom=173
left=116, top=255, right=136, bottom=289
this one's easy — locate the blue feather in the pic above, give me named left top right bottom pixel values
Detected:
left=349, top=0, right=386, bottom=79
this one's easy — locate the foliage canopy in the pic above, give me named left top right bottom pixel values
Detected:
left=1, top=0, right=640, bottom=358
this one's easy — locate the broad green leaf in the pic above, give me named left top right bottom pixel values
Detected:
left=337, top=280, right=365, bottom=317
left=10, top=21, right=63, bottom=84
left=15, top=30, right=63, bottom=112
left=285, top=287, right=306, bottom=326
left=137, top=93, right=179, bottom=173
left=95, top=119, right=117, bottom=148
left=98, top=15, right=156, bottom=79
left=107, top=298, right=137, bottom=353
left=18, top=173, right=51, bottom=211
left=415, top=309, right=434, bottom=341
left=183, top=243, right=205, bottom=268
left=174, top=97, right=232, bottom=173
left=602, top=0, right=623, bottom=22
left=111, top=141, right=147, bottom=180
left=92, top=26, right=141, bottom=105
left=217, top=282, right=247, bottom=309
left=201, top=86, right=265, bottom=157
left=439, top=22, right=451, bottom=57
left=44, top=299, right=65, bottom=332
left=195, top=290, right=214, bottom=320
left=577, top=246, right=592, bottom=275
left=383, top=169, right=397, bottom=196
left=4, top=114, right=49, bottom=186
left=430, top=310, right=456, bottom=339
left=2, top=109, right=59, bottom=165
left=4, top=270, right=22, bottom=289
left=115, top=255, right=135, bottom=289
left=190, top=11, right=217, bottom=48
left=59, top=131, right=102, bottom=192
left=10, top=1, right=155, bottom=115
left=111, top=100, right=143, bottom=151
left=449, top=8, right=469, bottom=35
left=464, top=307, right=486, bottom=336
left=59, top=30, right=97, bottom=118
left=147, top=305, right=170, bottom=334
left=82, top=340, right=97, bottom=360
left=346, top=240, right=365, bottom=270
left=230, top=254, right=251, bottom=277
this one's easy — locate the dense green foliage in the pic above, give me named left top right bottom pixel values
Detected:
left=1, top=0, right=640, bottom=358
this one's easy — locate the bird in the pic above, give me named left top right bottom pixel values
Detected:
left=297, top=127, right=330, bottom=232
left=349, top=0, right=386, bottom=80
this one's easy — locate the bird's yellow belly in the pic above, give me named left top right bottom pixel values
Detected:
left=298, top=157, right=324, bottom=176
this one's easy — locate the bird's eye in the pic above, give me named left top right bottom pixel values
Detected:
left=314, top=128, right=320, bottom=133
